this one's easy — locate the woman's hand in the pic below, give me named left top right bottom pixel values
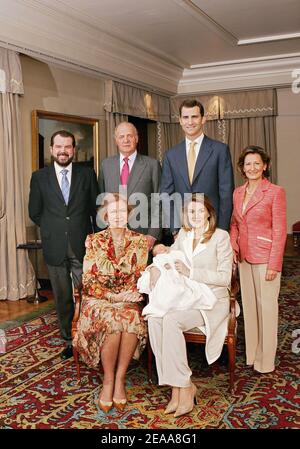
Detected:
left=150, top=266, right=161, bottom=290
left=153, top=244, right=169, bottom=256
left=265, top=269, right=278, bottom=281
left=174, top=260, right=190, bottom=277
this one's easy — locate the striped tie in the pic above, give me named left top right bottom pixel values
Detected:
left=61, top=169, right=70, bottom=204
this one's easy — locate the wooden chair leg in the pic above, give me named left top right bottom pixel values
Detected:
left=227, top=339, right=236, bottom=394
left=73, top=346, right=81, bottom=382
left=147, top=340, right=153, bottom=384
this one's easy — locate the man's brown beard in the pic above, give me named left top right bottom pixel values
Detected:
left=52, top=154, right=74, bottom=167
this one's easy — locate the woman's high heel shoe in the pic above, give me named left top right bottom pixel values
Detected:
left=174, top=383, right=198, bottom=418
left=112, top=397, right=127, bottom=412
left=164, top=400, right=178, bottom=415
left=96, top=398, right=113, bottom=413
left=164, top=387, right=180, bottom=415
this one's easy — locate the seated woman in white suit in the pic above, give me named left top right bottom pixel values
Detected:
left=147, top=193, right=233, bottom=418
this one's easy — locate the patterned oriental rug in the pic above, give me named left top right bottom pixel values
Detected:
left=0, top=257, right=299, bottom=429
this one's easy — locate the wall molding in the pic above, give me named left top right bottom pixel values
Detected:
left=2, top=1, right=300, bottom=95
left=238, top=32, right=300, bottom=45
left=178, top=54, right=300, bottom=93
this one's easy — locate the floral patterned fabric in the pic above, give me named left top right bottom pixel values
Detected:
left=73, top=229, right=149, bottom=368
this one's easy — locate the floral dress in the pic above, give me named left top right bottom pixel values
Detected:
left=73, top=228, right=148, bottom=368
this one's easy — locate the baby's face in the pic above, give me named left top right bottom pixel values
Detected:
left=153, top=244, right=169, bottom=256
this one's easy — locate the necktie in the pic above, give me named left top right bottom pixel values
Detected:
left=61, top=169, right=70, bottom=204
left=187, top=141, right=196, bottom=184
left=120, top=157, right=130, bottom=185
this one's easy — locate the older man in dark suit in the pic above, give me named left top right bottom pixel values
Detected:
left=29, top=130, right=99, bottom=359
left=160, top=99, right=234, bottom=233
left=98, top=122, right=161, bottom=249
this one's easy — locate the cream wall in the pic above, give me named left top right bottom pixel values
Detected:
left=276, top=87, right=300, bottom=233
left=20, top=55, right=106, bottom=227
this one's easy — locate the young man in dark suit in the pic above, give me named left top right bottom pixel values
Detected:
left=29, top=130, right=99, bottom=359
left=160, top=99, right=234, bottom=233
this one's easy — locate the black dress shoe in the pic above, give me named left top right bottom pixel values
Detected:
left=60, top=346, right=73, bottom=360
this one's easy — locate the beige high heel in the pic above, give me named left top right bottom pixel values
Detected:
left=164, top=387, right=180, bottom=415
left=174, top=383, right=198, bottom=418
left=95, top=397, right=113, bottom=413
left=164, top=400, right=179, bottom=415
left=113, top=397, right=127, bottom=412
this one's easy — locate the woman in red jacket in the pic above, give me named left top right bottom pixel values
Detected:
left=230, top=146, right=286, bottom=373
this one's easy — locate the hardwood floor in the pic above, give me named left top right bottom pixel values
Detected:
left=0, top=235, right=299, bottom=323
left=0, top=292, right=54, bottom=322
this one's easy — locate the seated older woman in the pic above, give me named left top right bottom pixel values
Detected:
left=147, top=193, right=233, bottom=418
left=73, top=193, right=148, bottom=413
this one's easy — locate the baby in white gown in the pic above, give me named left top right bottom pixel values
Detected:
left=139, top=244, right=217, bottom=318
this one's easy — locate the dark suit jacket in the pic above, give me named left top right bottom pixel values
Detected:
left=98, top=153, right=161, bottom=239
left=29, top=164, right=99, bottom=266
left=160, top=135, right=234, bottom=231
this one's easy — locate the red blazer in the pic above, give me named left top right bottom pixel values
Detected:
left=230, top=178, right=286, bottom=272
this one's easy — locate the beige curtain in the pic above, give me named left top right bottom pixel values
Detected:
left=219, top=90, right=277, bottom=184
left=225, top=116, right=277, bottom=185
left=105, top=111, right=128, bottom=157
left=0, top=48, right=35, bottom=300
left=156, top=121, right=183, bottom=163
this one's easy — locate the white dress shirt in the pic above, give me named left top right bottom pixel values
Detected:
left=185, top=134, right=204, bottom=161
left=119, top=151, right=137, bottom=174
left=54, top=161, right=72, bottom=188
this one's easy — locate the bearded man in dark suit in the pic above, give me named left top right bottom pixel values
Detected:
left=29, top=130, right=99, bottom=360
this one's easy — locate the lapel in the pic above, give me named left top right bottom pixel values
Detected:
left=127, top=153, right=146, bottom=196
left=182, top=231, right=193, bottom=262
left=193, top=241, right=207, bottom=258
left=243, top=178, right=270, bottom=215
left=182, top=230, right=207, bottom=260
left=174, top=141, right=191, bottom=191
left=192, top=135, right=213, bottom=185
left=48, top=165, right=65, bottom=203
left=235, top=183, right=247, bottom=220
left=110, top=156, right=122, bottom=192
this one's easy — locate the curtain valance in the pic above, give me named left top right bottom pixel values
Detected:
left=219, top=89, right=277, bottom=119
left=170, top=89, right=277, bottom=122
left=0, top=47, right=24, bottom=94
left=104, top=80, right=171, bottom=122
